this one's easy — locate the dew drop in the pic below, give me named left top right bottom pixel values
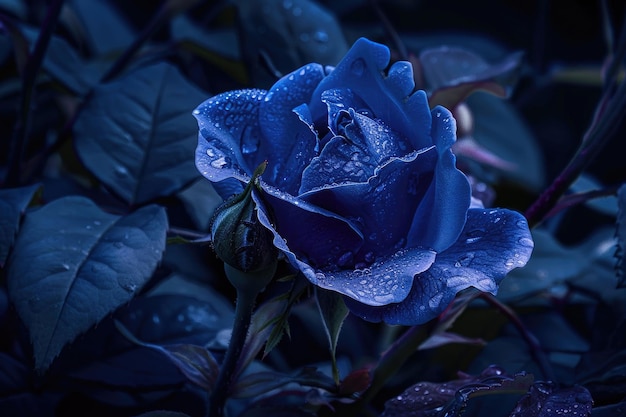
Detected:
left=206, top=149, right=215, bottom=157
left=114, top=165, right=129, bottom=177
left=211, top=156, right=228, bottom=169
left=518, top=237, right=534, bottom=247
left=192, top=109, right=200, bottom=115
left=313, top=30, right=328, bottom=43
left=350, top=58, right=366, bottom=76
left=465, top=236, right=481, bottom=244
left=428, top=292, right=444, bottom=309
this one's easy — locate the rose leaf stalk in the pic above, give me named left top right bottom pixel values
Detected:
left=207, top=162, right=278, bottom=416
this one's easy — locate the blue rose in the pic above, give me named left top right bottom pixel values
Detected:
left=194, top=38, right=533, bottom=325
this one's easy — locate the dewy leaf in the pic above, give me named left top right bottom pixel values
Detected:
left=6, top=196, right=167, bottom=371
left=0, top=184, right=40, bottom=267
left=316, top=287, right=349, bottom=385
left=74, top=62, right=207, bottom=205
left=509, top=383, right=593, bottom=417
left=237, top=0, right=348, bottom=87
left=616, top=183, right=626, bottom=288
left=115, top=321, right=219, bottom=392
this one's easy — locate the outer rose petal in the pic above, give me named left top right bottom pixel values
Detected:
left=254, top=184, right=364, bottom=269
left=408, top=106, right=471, bottom=252
left=300, top=147, right=437, bottom=258
left=194, top=90, right=266, bottom=186
left=346, top=209, right=533, bottom=325
left=259, top=64, right=325, bottom=194
left=309, top=38, right=432, bottom=151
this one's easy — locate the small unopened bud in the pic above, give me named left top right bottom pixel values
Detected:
left=210, top=162, right=278, bottom=293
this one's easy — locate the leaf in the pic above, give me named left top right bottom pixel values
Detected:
left=66, top=0, right=136, bottom=56
left=64, top=293, right=233, bottom=397
left=420, top=47, right=524, bottom=110
left=133, top=412, right=193, bottom=417
left=116, top=321, right=219, bottom=391
left=232, top=368, right=335, bottom=399
left=509, top=383, right=593, bottom=417
left=237, top=0, right=348, bottom=87
left=465, top=92, right=545, bottom=191
left=382, top=366, right=533, bottom=417
left=20, top=25, right=103, bottom=95
left=73, top=62, right=207, bottom=205
left=0, top=184, right=40, bottom=267
left=499, top=228, right=617, bottom=305
left=6, top=196, right=167, bottom=371
left=616, top=184, right=626, bottom=288
left=315, top=287, right=349, bottom=385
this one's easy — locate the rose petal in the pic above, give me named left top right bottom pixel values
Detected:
left=299, top=112, right=411, bottom=194
left=408, top=106, right=471, bottom=252
left=312, top=247, right=436, bottom=306
left=254, top=183, right=363, bottom=269
left=347, top=208, right=533, bottom=325
left=320, top=88, right=368, bottom=136
left=259, top=64, right=325, bottom=192
left=194, top=90, right=266, bottom=186
left=300, top=147, right=437, bottom=260
left=309, top=38, right=432, bottom=151
left=299, top=135, right=375, bottom=192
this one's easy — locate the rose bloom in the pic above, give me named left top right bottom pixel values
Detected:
left=194, top=38, right=533, bottom=325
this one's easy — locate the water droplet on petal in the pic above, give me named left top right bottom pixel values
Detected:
left=210, top=156, right=228, bottom=169
left=428, top=292, right=443, bottom=309
left=313, top=30, right=328, bottom=43
left=518, top=237, right=534, bottom=247
left=350, top=58, right=366, bottom=76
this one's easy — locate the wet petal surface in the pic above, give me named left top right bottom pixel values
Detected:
left=408, top=106, right=471, bottom=252
left=347, top=208, right=533, bottom=324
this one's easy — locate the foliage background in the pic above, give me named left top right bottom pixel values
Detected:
left=1, top=0, right=625, bottom=416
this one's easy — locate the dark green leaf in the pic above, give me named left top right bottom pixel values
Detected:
left=237, top=0, right=348, bottom=86
left=7, top=196, right=167, bottom=371
left=116, top=321, right=219, bottom=391
left=0, top=184, right=40, bottom=267
left=315, top=287, right=348, bottom=385
left=73, top=62, right=207, bottom=205
left=616, top=184, right=626, bottom=288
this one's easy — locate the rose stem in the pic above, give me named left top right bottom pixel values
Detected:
left=478, top=292, right=557, bottom=384
left=524, top=16, right=626, bottom=228
left=208, top=288, right=257, bottom=417
left=5, top=0, right=65, bottom=187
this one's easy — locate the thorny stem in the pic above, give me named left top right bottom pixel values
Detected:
left=208, top=288, right=257, bottom=417
left=525, top=15, right=626, bottom=228
left=478, top=293, right=557, bottom=384
left=5, top=0, right=65, bottom=187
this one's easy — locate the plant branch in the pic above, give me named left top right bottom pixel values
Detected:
left=478, top=293, right=557, bottom=383
left=524, top=63, right=626, bottom=227
left=208, top=288, right=257, bottom=417
left=5, top=0, right=65, bottom=186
